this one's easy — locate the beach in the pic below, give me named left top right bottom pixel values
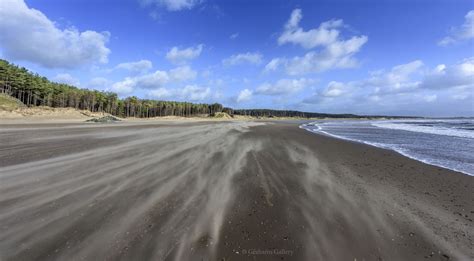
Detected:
left=0, top=121, right=472, bottom=260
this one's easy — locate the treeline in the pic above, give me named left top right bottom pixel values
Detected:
left=1, top=59, right=391, bottom=119
left=230, top=109, right=359, bottom=118
left=0, top=59, right=223, bottom=117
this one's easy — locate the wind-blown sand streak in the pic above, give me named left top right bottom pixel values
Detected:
left=0, top=121, right=472, bottom=260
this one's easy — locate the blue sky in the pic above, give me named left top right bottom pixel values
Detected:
left=0, top=0, right=473, bottom=116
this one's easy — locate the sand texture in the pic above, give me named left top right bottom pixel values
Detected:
left=0, top=121, right=472, bottom=260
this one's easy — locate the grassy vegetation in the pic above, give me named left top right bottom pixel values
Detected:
left=212, top=112, right=233, bottom=119
left=0, top=93, right=25, bottom=111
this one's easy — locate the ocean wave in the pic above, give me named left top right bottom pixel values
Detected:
left=372, top=121, right=474, bottom=139
left=300, top=122, right=473, bottom=176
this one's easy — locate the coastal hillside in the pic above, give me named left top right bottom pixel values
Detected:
left=0, top=93, right=25, bottom=111
left=0, top=93, right=112, bottom=120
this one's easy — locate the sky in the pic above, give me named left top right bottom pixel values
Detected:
left=0, top=0, right=473, bottom=116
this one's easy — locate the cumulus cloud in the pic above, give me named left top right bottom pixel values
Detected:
left=115, top=60, right=152, bottom=73
left=420, top=57, right=474, bottom=89
left=285, top=36, right=368, bottom=75
left=236, top=89, right=253, bottom=102
left=0, top=0, right=110, bottom=68
left=321, top=81, right=348, bottom=97
left=301, top=81, right=354, bottom=104
left=278, top=9, right=343, bottom=49
left=166, top=45, right=203, bottom=64
left=53, top=73, right=80, bottom=86
left=368, top=60, right=424, bottom=94
left=111, top=78, right=137, bottom=95
left=111, top=66, right=197, bottom=95
left=438, top=10, right=474, bottom=46
left=362, top=58, right=473, bottom=96
left=132, top=70, right=170, bottom=89
left=301, top=58, right=474, bottom=110
left=273, top=9, right=368, bottom=75
left=168, top=65, right=197, bottom=81
left=140, top=0, right=202, bottom=11
left=223, top=52, right=263, bottom=66
left=364, top=59, right=473, bottom=94
left=148, top=85, right=212, bottom=101
left=255, top=78, right=312, bottom=96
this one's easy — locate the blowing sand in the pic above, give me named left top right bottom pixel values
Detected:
left=0, top=121, right=472, bottom=260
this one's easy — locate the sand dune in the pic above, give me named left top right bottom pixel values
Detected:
left=0, top=121, right=472, bottom=260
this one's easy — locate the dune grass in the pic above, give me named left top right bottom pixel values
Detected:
left=0, top=93, right=25, bottom=111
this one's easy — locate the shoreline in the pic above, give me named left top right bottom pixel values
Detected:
left=300, top=123, right=474, bottom=177
left=0, top=121, right=472, bottom=260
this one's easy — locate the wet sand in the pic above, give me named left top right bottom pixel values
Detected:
left=0, top=121, right=473, bottom=260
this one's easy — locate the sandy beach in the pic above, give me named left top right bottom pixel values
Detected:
left=0, top=121, right=472, bottom=260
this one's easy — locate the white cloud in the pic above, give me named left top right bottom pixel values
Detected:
left=0, top=0, right=110, bottom=68
left=273, top=9, right=368, bottom=75
left=300, top=58, right=474, bottom=113
left=168, top=66, right=197, bottom=81
left=278, top=9, right=343, bottom=49
left=438, top=37, right=456, bottom=46
left=255, top=78, right=312, bottom=96
left=166, top=45, right=203, bottom=64
left=133, top=70, right=170, bottom=89
left=321, top=81, right=347, bottom=97
left=111, top=66, right=197, bottom=94
left=302, top=81, right=354, bottom=104
left=140, top=0, right=202, bottom=11
left=356, top=59, right=472, bottom=95
left=115, top=60, right=152, bottom=73
left=53, top=73, right=80, bottom=86
left=264, top=58, right=283, bottom=73
left=223, top=52, right=263, bottom=66
left=111, top=78, right=136, bottom=95
left=148, top=85, right=212, bottom=101
left=236, top=89, right=253, bottom=102
left=420, top=57, right=474, bottom=90
left=148, top=88, right=172, bottom=99
left=179, top=85, right=211, bottom=101
left=285, top=35, right=368, bottom=75
left=230, top=33, right=239, bottom=40
left=438, top=10, right=474, bottom=46
left=368, top=60, right=424, bottom=94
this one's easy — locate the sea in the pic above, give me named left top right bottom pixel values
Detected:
left=300, top=119, right=474, bottom=176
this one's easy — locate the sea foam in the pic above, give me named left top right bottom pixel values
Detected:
left=301, top=119, right=474, bottom=176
